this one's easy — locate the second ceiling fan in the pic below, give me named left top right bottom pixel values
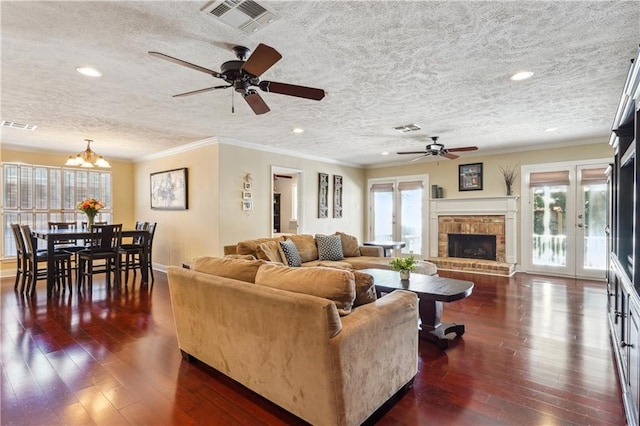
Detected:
left=397, top=136, right=478, bottom=161
left=149, top=43, right=326, bottom=115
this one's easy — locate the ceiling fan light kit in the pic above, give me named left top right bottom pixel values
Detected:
left=149, top=43, right=326, bottom=114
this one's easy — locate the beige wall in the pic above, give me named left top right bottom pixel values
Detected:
left=2, top=140, right=614, bottom=275
left=366, top=142, right=613, bottom=196
left=133, top=143, right=220, bottom=268
left=366, top=141, right=614, bottom=266
left=131, top=142, right=366, bottom=268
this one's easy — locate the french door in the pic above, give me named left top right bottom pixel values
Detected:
left=521, top=160, right=608, bottom=279
left=368, top=175, right=428, bottom=258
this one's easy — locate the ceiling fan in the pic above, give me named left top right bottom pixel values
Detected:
left=148, top=44, right=326, bottom=115
left=397, top=137, right=478, bottom=161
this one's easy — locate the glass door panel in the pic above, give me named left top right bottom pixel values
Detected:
left=576, top=166, right=608, bottom=279
left=532, top=185, right=568, bottom=267
left=372, top=187, right=393, bottom=241
left=399, top=186, right=422, bottom=254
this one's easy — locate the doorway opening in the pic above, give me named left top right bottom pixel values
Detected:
left=271, top=166, right=302, bottom=236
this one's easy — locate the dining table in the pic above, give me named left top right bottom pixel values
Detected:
left=31, top=227, right=150, bottom=298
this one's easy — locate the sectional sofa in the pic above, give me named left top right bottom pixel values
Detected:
left=167, top=256, right=420, bottom=425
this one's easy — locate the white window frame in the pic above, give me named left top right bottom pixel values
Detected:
left=1, top=162, right=113, bottom=258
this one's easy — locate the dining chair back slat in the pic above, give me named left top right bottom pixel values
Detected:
left=10, top=223, right=28, bottom=292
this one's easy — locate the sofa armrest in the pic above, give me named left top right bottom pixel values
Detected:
left=223, top=244, right=238, bottom=255
left=329, top=290, right=418, bottom=425
left=359, top=245, right=384, bottom=257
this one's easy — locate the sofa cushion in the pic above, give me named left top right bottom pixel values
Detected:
left=191, top=256, right=265, bottom=283
left=255, top=263, right=356, bottom=315
left=279, top=239, right=302, bottom=267
left=316, top=234, right=344, bottom=261
left=287, top=234, right=319, bottom=263
left=256, top=241, right=283, bottom=263
left=352, top=270, right=377, bottom=306
left=237, top=236, right=284, bottom=257
left=302, top=260, right=354, bottom=269
left=334, top=232, right=361, bottom=257
left=224, top=254, right=257, bottom=260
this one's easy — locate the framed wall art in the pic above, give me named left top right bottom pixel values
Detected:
left=333, top=175, right=343, bottom=218
left=459, top=163, right=483, bottom=191
left=150, top=167, right=188, bottom=210
left=318, top=172, right=329, bottom=218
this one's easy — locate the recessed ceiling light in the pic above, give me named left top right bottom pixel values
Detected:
left=510, top=71, right=533, bottom=81
left=76, top=66, right=102, bottom=77
left=381, top=152, right=389, bottom=156
left=545, top=127, right=558, bottom=132
left=292, top=128, right=304, bottom=134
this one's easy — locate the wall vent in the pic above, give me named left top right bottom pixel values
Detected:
left=201, top=0, right=278, bottom=35
left=1, top=120, right=37, bottom=131
left=393, top=124, right=421, bottom=133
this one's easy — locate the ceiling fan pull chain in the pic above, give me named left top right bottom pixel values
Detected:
left=231, top=89, right=235, bottom=114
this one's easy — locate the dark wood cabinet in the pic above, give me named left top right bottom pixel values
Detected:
left=609, top=47, right=640, bottom=426
left=273, top=193, right=281, bottom=233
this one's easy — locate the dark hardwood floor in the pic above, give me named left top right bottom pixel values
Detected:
left=1, top=270, right=625, bottom=425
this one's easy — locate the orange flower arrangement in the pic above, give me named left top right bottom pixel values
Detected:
left=76, top=198, right=105, bottom=224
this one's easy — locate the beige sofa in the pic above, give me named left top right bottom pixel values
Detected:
left=223, top=232, right=437, bottom=275
left=167, top=257, right=419, bottom=426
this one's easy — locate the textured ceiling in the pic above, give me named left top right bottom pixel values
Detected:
left=1, top=1, right=639, bottom=167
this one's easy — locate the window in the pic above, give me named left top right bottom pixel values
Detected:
left=2, top=163, right=112, bottom=258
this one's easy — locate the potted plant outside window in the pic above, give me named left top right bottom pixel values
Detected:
left=390, top=256, right=418, bottom=280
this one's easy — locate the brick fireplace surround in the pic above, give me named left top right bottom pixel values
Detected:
left=428, top=196, right=518, bottom=276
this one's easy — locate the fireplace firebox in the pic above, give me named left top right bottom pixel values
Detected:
left=448, top=233, right=496, bottom=261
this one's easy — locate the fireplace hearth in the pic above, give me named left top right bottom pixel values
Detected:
left=448, top=233, right=496, bottom=261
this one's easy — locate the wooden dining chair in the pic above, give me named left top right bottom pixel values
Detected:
left=77, top=224, right=122, bottom=291
left=20, top=224, right=73, bottom=296
left=118, top=221, right=148, bottom=284
left=10, top=223, right=29, bottom=293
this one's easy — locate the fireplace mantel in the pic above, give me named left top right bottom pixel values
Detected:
left=429, top=196, right=519, bottom=263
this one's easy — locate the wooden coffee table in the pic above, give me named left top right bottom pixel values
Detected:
left=360, top=268, right=473, bottom=349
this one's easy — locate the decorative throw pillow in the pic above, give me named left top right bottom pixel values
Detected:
left=334, top=232, right=361, bottom=257
left=256, top=241, right=283, bottom=263
left=316, top=234, right=345, bottom=261
left=278, top=239, right=302, bottom=267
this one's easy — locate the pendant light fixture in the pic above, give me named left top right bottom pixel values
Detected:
left=64, top=139, right=111, bottom=168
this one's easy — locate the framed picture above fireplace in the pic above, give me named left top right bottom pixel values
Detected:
left=459, top=162, right=483, bottom=191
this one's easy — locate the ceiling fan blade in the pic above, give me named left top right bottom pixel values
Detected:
left=447, top=146, right=478, bottom=152
left=259, top=81, right=326, bottom=101
left=149, top=51, right=222, bottom=78
left=243, top=91, right=271, bottom=115
left=443, top=152, right=459, bottom=159
left=410, top=155, right=429, bottom=163
left=397, top=151, right=429, bottom=155
left=241, top=44, right=282, bottom=77
left=173, top=85, right=231, bottom=98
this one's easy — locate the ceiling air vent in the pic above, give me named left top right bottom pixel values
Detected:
left=201, top=0, right=278, bottom=35
left=393, top=124, right=421, bottom=133
left=1, top=120, right=37, bottom=131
